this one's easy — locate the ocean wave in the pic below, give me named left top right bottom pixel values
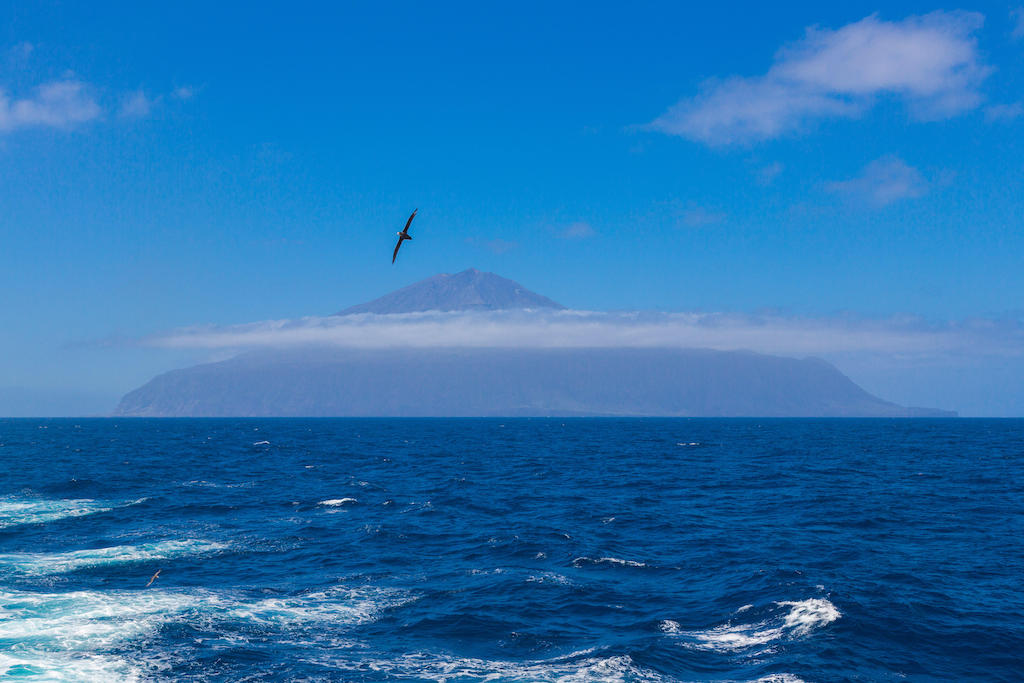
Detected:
left=526, top=571, right=575, bottom=585
left=662, top=598, right=840, bottom=653
left=182, top=480, right=254, bottom=489
left=0, top=651, right=148, bottom=683
left=308, top=649, right=673, bottom=682
left=572, top=556, right=647, bottom=568
left=219, top=585, right=414, bottom=626
left=0, top=584, right=414, bottom=681
left=0, top=539, right=229, bottom=576
left=318, top=497, right=358, bottom=506
left=0, top=496, right=146, bottom=530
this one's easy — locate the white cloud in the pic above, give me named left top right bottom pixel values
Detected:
left=755, top=162, right=784, bottom=185
left=680, top=206, right=726, bottom=227
left=118, top=90, right=154, bottom=118
left=825, top=156, right=928, bottom=206
left=559, top=221, right=596, bottom=239
left=0, top=80, right=101, bottom=132
left=7, top=42, right=33, bottom=63
left=649, top=12, right=988, bottom=145
left=985, top=102, right=1023, bottom=122
left=118, top=85, right=196, bottom=119
left=139, top=309, right=1024, bottom=360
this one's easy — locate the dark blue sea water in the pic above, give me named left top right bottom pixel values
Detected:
left=0, top=419, right=1021, bottom=682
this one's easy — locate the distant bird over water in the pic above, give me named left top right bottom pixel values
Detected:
left=392, top=209, right=417, bottom=264
left=146, top=569, right=161, bottom=587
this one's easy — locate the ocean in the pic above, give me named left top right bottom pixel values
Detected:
left=0, top=418, right=1021, bottom=682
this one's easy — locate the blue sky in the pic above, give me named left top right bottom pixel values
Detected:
left=1, top=2, right=1022, bottom=415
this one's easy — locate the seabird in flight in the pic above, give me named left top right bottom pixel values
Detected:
left=392, top=208, right=417, bottom=263
left=146, top=569, right=161, bottom=587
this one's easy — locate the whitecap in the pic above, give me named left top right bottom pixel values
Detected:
left=0, top=539, right=228, bottom=576
left=0, top=651, right=147, bottom=682
left=0, top=496, right=144, bottom=529
left=525, top=572, right=573, bottom=586
left=252, top=440, right=270, bottom=445
left=305, top=650, right=671, bottom=682
left=318, top=498, right=358, bottom=506
left=217, top=585, right=414, bottom=627
left=775, top=598, right=841, bottom=636
left=572, top=556, right=647, bottom=568
left=665, top=597, right=840, bottom=654
left=0, top=583, right=415, bottom=681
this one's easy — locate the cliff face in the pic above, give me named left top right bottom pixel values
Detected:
left=115, top=347, right=954, bottom=417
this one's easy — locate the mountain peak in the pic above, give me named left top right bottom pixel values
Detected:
left=336, top=269, right=565, bottom=315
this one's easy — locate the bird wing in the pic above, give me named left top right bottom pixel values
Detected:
left=392, top=236, right=404, bottom=264
left=403, top=208, right=418, bottom=234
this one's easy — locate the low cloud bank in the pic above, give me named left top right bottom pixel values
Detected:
left=142, top=309, right=1024, bottom=359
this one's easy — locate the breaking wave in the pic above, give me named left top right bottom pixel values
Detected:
left=0, top=584, right=414, bottom=681
left=661, top=598, right=840, bottom=653
left=0, top=539, right=229, bottom=576
left=0, top=495, right=145, bottom=529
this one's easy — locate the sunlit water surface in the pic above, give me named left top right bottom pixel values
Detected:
left=0, top=418, right=1021, bottom=682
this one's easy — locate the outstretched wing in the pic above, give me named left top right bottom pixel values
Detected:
left=403, top=208, right=418, bottom=234
left=392, top=236, right=404, bottom=264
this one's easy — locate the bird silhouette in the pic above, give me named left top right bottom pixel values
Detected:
left=145, top=569, right=161, bottom=587
left=392, top=209, right=417, bottom=263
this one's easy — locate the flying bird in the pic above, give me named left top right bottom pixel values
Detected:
left=392, top=209, right=417, bottom=264
left=146, top=569, right=161, bottom=587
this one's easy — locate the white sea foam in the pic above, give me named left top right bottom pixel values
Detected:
left=308, top=650, right=672, bottom=682
left=218, top=585, right=414, bottom=626
left=0, top=539, right=228, bottom=576
left=0, top=651, right=147, bottom=682
left=572, top=556, right=647, bottom=568
left=526, top=571, right=574, bottom=586
left=319, top=497, right=358, bottom=506
left=776, top=598, right=841, bottom=636
left=665, top=598, right=840, bottom=654
left=0, top=496, right=145, bottom=529
left=0, top=583, right=414, bottom=682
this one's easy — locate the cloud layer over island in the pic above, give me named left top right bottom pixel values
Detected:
left=140, top=309, right=1024, bottom=360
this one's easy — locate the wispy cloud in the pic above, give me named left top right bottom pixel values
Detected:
left=118, top=90, right=154, bottom=118
left=0, top=80, right=101, bottom=132
left=826, top=156, right=928, bottom=207
left=6, top=42, right=33, bottom=64
left=985, top=102, right=1023, bottom=122
left=754, top=162, right=785, bottom=186
left=118, top=85, right=197, bottom=119
left=648, top=11, right=988, bottom=145
left=680, top=206, right=726, bottom=227
left=558, top=221, right=596, bottom=239
left=137, top=309, right=1024, bottom=360
left=1013, top=7, right=1024, bottom=39
left=466, top=236, right=518, bottom=254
